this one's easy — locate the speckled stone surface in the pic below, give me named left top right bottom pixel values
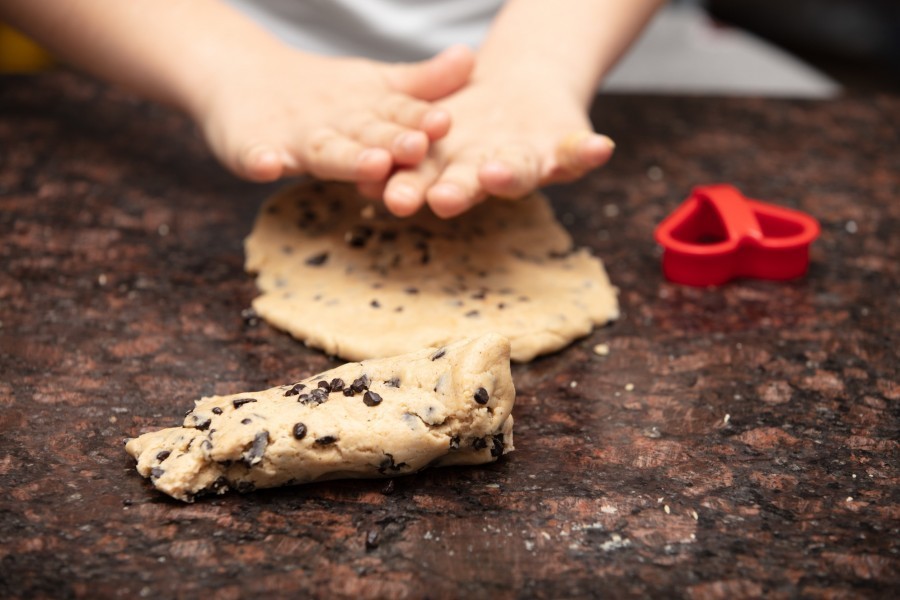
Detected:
left=1, top=72, right=898, bottom=599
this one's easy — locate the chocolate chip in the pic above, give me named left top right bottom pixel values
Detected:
left=342, top=388, right=355, bottom=397
left=315, top=435, right=338, bottom=445
left=305, top=251, right=329, bottom=266
left=497, top=303, right=507, bottom=310
left=243, top=430, right=269, bottom=467
left=346, top=225, right=373, bottom=248
left=155, top=451, right=171, bottom=462
left=404, top=286, right=419, bottom=295
left=471, top=290, right=487, bottom=300
left=363, top=391, right=382, bottom=407
left=284, top=383, right=305, bottom=397
left=385, top=377, right=400, bottom=388
left=329, top=378, right=345, bottom=393
left=430, top=348, right=446, bottom=361
left=370, top=299, right=381, bottom=308
left=302, top=388, right=328, bottom=405
left=465, top=310, right=480, bottom=318
left=449, top=436, right=460, bottom=450
left=474, top=387, right=490, bottom=405
left=292, top=423, right=307, bottom=440
left=150, top=467, right=165, bottom=479
left=317, top=380, right=331, bottom=391
left=350, top=375, right=370, bottom=394
left=491, top=434, right=505, bottom=458
left=472, top=437, right=488, bottom=450
left=241, top=418, right=252, bottom=425
left=194, top=417, right=211, bottom=431
left=211, top=407, right=223, bottom=415
left=232, top=398, right=257, bottom=409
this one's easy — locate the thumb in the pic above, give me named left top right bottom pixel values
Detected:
left=385, top=44, right=476, bottom=101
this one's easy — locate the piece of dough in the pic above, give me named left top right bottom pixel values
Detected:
left=126, top=334, right=515, bottom=502
left=244, top=180, right=619, bottom=362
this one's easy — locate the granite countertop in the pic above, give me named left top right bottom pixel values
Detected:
left=1, top=72, right=897, bottom=598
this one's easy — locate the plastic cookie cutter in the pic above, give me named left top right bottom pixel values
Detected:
left=654, top=184, right=820, bottom=286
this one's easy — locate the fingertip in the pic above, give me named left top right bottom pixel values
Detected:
left=479, top=161, right=515, bottom=191
left=392, top=131, right=428, bottom=165
left=426, top=183, right=473, bottom=219
left=439, top=43, right=476, bottom=65
left=580, top=134, right=616, bottom=168
left=240, top=145, right=283, bottom=182
left=355, top=148, right=393, bottom=181
left=383, top=182, right=423, bottom=217
left=420, top=109, right=451, bottom=140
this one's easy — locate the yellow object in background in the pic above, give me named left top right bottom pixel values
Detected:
left=0, top=24, right=54, bottom=72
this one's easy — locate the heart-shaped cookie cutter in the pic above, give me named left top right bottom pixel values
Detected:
left=654, top=184, right=820, bottom=286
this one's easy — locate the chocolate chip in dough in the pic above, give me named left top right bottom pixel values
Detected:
left=305, top=251, right=329, bottom=266
left=243, top=431, right=269, bottom=467
left=363, top=391, right=382, bottom=407
left=473, top=387, right=490, bottom=405
left=232, top=398, right=257, bottom=409
left=292, top=423, right=307, bottom=440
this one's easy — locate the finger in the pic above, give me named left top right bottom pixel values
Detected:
left=374, top=93, right=451, bottom=141
left=302, top=129, right=392, bottom=182
left=385, top=44, right=476, bottom=101
left=235, top=143, right=285, bottom=182
left=383, top=160, right=441, bottom=217
left=478, top=143, right=543, bottom=199
left=425, top=154, right=487, bottom=219
left=548, top=132, right=615, bottom=183
left=345, top=117, right=428, bottom=165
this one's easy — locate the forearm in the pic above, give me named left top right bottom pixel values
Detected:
left=0, top=0, right=291, bottom=115
left=476, top=0, right=665, bottom=104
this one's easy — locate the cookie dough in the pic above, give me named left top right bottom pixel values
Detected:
left=244, top=180, right=619, bottom=362
left=126, top=334, right=515, bottom=502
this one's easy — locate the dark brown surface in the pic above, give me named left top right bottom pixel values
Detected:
left=1, top=72, right=898, bottom=599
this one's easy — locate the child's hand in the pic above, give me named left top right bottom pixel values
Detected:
left=369, top=76, right=615, bottom=218
left=198, top=44, right=476, bottom=183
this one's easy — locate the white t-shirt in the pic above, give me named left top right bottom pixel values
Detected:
left=224, top=0, right=504, bottom=62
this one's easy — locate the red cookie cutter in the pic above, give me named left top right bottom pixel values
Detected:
left=654, top=184, right=820, bottom=286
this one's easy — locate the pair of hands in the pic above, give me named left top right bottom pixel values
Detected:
left=201, top=45, right=614, bottom=218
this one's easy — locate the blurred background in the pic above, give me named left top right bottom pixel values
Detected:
left=603, top=0, right=899, bottom=96
left=2, top=0, right=898, bottom=95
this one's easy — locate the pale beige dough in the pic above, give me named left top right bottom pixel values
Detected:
left=244, top=180, right=619, bottom=362
left=126, top=334, right=515, bottom=502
